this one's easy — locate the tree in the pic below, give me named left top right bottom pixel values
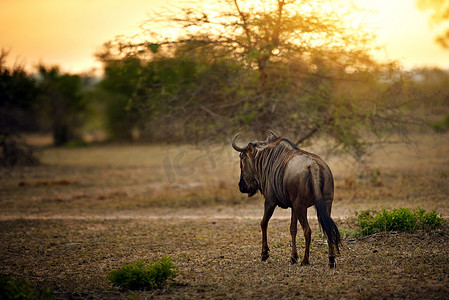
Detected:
left=94, top=52, right=146, bottom=140
left=416, top=0, right=449, bottom=49
left=0, top=50, right=39, bottom=134
left=99, top=0, right=410, bottom=158
left=97, top=39, right=248, bottom=142
left=0, top=49, right=40, bottom=166
left=37, top=66, right=87, bottom=146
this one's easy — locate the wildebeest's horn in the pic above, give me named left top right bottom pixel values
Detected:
left=232, top=133, right=247, bottom=152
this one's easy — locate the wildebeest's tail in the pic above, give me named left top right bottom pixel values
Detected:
left=308, top=165, right=341, bottom=254
left=315, top=198, right=341, bottom=254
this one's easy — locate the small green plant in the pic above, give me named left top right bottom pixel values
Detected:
left=338, top=227, right=360, bottom=239
left=0, top=274, right=53, bottom=300
left=355, top=208, right=445, bottom=236
left=108, top=257, right=177, bottom=291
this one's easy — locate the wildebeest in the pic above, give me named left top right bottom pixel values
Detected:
left=232, top=131, right=341, bottom=268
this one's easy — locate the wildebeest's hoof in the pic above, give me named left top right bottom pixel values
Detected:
left=300, top=259, right=309, bottom=266
left=329, top=256, right=336, bottom=268
left=290, top=254, right=298, bottom=264
left=261, top=251, right=269, bottom=261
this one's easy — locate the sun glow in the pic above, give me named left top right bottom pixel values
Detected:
left=1, top=0, right=449, bottom=74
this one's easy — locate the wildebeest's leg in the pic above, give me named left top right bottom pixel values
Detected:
left=290, top=211, right=298, bottom=264
left=325, top=198, right=337, bottom=268
left=261, top=200, right=276, bottom=261
left=295, top=204, right=311, bottom=266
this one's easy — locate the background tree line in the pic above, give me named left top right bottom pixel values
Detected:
left=1, top=0, right=449, bottom=166
left=0, top=49, right=93, bottom=165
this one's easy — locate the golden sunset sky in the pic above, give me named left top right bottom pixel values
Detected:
left=1, top=0, right=448, bottom=75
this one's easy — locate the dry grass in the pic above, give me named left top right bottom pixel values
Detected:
left=2, top=133, right=448, bottom=218
left=1, top=133, right=449, bottom=298
left=0, top=218, right=448, bottom=299
left=0, top=142, right=247, bottom=218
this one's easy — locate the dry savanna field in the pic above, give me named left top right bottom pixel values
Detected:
left=1, top=133, right=449, bottom=299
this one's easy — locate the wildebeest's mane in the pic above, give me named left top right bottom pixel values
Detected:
left=253, top=136, right=299, bottom=208
left=271, top=137, right=299, bottom=150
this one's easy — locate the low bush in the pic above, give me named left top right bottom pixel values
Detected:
left=356, top=207, right=445, bottom=236
left=0, top=136, right=40, bottom=167
left=108, top=257, right=177, bottom=291
left=0, top=274, right=53, bottom=300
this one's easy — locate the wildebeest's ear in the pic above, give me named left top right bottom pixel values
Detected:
left=266, top=130, right=278, bottom=142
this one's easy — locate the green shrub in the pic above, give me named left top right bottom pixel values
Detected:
left=0, top=274, right=53, bottom=300
left=108, top=257, right=177, bottom=291
left=356, top=208, right=445, bottom=236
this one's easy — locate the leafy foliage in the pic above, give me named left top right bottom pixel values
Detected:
left=356, top=208, right=445, bottom=236
left=0, top=50, right=41, bottom=166
left=0, top=51, right=39, bottom=134
left=98, top=42, right=246, bottom=142
left=108, top=257, right=177, bottom=291
left=0, top=274, right=53, bottom=300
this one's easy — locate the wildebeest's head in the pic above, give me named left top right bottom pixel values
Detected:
left=232, top=131, right=278, bottom=197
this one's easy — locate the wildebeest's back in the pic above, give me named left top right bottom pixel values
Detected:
left=283, top=150, right=334, bottom=208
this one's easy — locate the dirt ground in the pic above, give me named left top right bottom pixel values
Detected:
left=1, top=133, right=449, bottom=299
